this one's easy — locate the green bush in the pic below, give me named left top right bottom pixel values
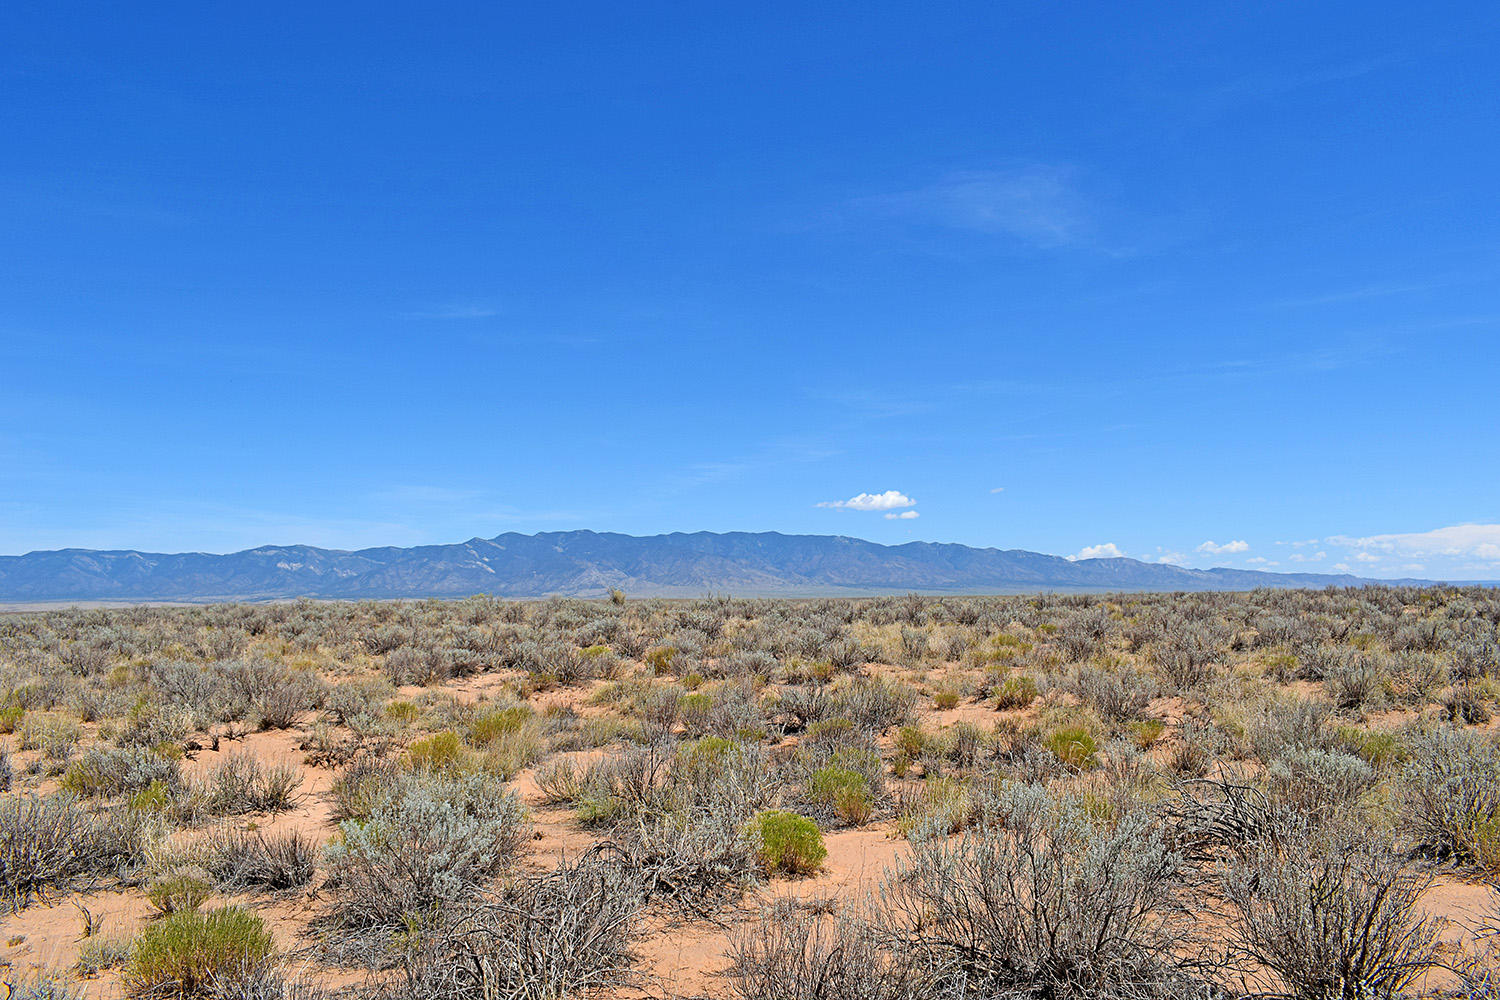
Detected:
left=467, top=706, right=532, bottom=745
left=898, top=775, right=977, bottom=838
left=678, top=735, right=738, bottom=768
left=750, top=810, right=826, bottom=876
left=384, top=699, right=419, bottom=723
left=1127, top=718, right=1166, bottom=749
left=645, top=646, right=676, bottom=674
left=1463, top=814, right=1500, bottom=875
left=129, top=779, right=174, bottom=814
left=1337, top=727, right=1401, bottom=767
left=679, top=691, right=714, bottom=731
left=147, top=871, right=213, bottom=915
left=808, top=766, right=874, bottom=826
left=993, top=675, right=1039, bottom=710
left=123, top=906, right=274, bottom=999
left=893, top=725, right=928, bottom=758
left=406, top=729, right=468, bottom=771
left=1043, top=725, right=1099, bottom=770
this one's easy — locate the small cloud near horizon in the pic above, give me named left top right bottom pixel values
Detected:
left=1197, top=539, right=1250, bottom=554
left=884, top=510, right=920, bottom=520
left=817, top=490, right=916, bottom=512
left=1067, top=542, right=1126, bottom=561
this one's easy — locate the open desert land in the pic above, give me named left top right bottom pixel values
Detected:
left=3, top=588, right=1500, bottom=999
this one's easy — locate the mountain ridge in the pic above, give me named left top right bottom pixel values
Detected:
left=0, top=530, right=1469, bottom=602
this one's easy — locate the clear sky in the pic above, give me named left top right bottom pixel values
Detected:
left=3, top=3, right=1498, bottom=579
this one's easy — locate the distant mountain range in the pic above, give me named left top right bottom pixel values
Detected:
left=0, top=530, right=1466, bottom=603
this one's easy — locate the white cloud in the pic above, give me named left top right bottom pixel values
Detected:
left=884, top=510, right=920, bottom=520
left=1279, top=538, right=1320, bottom=548
left=1327, top=524, right=1500, bottom=562
left=1196, top=539, right=1250, bottom=555
left=1067, top=542, right=1126, bottom=561
left=1246, top=556, right=1279, bottom=565
left=817, top=490, right=916, bottom=512
left=1154, top=548, right=1188, bottom=566
left=1332, top=563, right=1352, bottom=573
left=1353, top=551, right=1380, bottom=563
left=1287, top=551, right=1327, bottom=563
left=1399, top=563, right=1426, bottom=573
left=989, top=487, right=1006, bottom=494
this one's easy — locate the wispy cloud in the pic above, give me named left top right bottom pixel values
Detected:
left=370, top=485, right=485, bottom=505
left=884, top=510, right=920, bottom=520
left=678, top=461, right=753, bottom=487
left=650, top=439, right=841, bottom=502
left=817, top=490, right=916, bottom=512
left=1170, top=344, right=1391, bottom=381
left=1174, top=57, right=1398, bottom=123
left=1196, top=539, right=1250, bottom=555
left=1268, top=279, right=1452, bottom=309
left=1327, top=524, right=1500, bottom=562
left=853, top=167, right=1088, bottom=248
left=989, top=486, right=1006, bottom=494
left=406, top=303, right=499, bottom=320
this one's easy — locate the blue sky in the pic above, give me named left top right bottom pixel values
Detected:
left=3, top=2, right=1498, bottom=579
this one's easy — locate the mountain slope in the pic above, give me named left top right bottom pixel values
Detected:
left=0, top=530, right=1443, bottom=601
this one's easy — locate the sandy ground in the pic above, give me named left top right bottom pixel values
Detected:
left=4, top=661, right=1498, bottom=997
